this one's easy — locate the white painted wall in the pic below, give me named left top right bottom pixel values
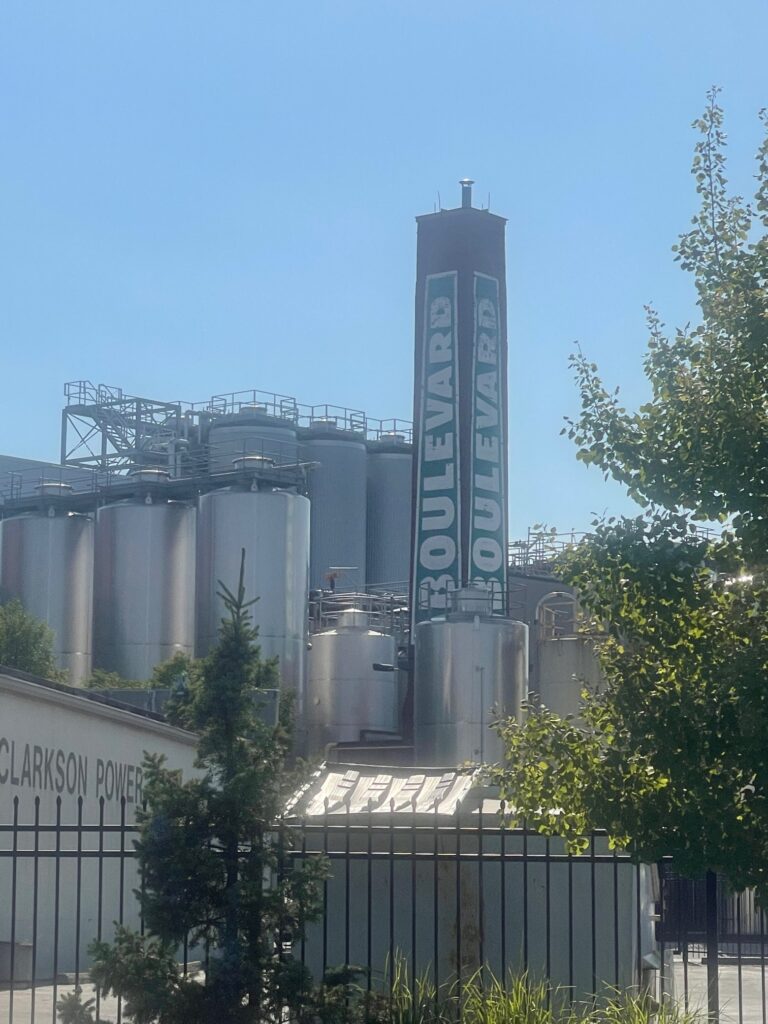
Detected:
left=0, top=670, right=198, bottom=978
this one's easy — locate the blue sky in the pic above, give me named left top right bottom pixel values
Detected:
left=1, top=2, right=767, bottom=538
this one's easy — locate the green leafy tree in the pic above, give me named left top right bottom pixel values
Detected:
left=84, top=668, right=144, bottom=690
left=567, top=88, right=768, bottom=557
left=56, top=987, right=103, bottom=1024
left=0, top=598, right=67, bottom=681
left=149, top=650, right=201, bottom=690
left=84, top=653, right=200, bottom=693
left=89, top=553, right=326, bottom=1023
left=152, top=651, right=206, bottom=729
left=488, top=92, right=768, bottom=900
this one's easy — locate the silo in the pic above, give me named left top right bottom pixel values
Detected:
left=366, top=433, right=413, bottom=589
left=196, top=485, right=310, bottom=704
left=0, top=485, right=94, bottom=684
left=304, top=421, right=367, bottom=591
left=414, top=588, right=528, bottom=766
left=93, top=488, right=196, bottom=681
left=305, top=609, right=399, bottom=754
left=208, top=406, right=299, bottom=473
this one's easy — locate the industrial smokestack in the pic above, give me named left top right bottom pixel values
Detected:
left=410, top=182, right=509, bottom=627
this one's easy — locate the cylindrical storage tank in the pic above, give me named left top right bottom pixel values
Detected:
left=366, top=435, right=413, bottom=588
left=304, top=424, right=367, bottom=591
left=305, top=609, right=398, bottom=754
left=0, top=504, right=94, bottom=685
left=93, top=498, right=196, bottom=680
left=415, top=589, right=528, bottom=766
left=196, top=487, right=310, bottom=703
left=208, top=407, right=299, bottom=473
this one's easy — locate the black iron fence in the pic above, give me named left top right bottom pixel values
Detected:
left=288, top=804, right=652, bottom=1003
left=2, top=796, right=767, bottom=1023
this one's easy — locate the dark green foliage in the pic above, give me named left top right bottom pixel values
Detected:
left=84, top=668, right=145, bottom=690
left=59, top=966, right=698, bottom=1024
left=489, top=516, right=768, bottom=893
left=150, top=651, right=203, bottom=727
left=89, top=551, right=326, bottom=1022
left=90, top=929, right=181, bottom=1024
left=0, top=597, right=67, bottom=681
left=84, top=653, right=200, bottom=694
left=56, top=987, right=102, bottom=1024
left=489, top=94, right=768, bottom=901
left=149, top=651, right=199, bottom=690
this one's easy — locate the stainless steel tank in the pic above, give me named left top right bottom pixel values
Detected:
left=0, top=502, right=94, bottom=685
left=93, top=497, right=196, bottom=680
left=414, top=588, right=528, bottom=766
left=208, top=407, right=299, bottom=473
left=366, top=435, right=413, bottom=588
left=196, top=486, right=310, bottom=704
left=304, top=424, right=367, bottom=591
left=305, top=609, right=398, bottom=754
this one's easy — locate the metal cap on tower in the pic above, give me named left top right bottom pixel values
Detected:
left=459, top=178, right=474, bottom=208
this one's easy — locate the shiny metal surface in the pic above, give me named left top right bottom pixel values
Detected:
left=285, top=763, right=474, bottom=819
left=93, top=499, right=196, bottom=680
left=208, top=411, right=298, bottom=472
left=196, top=488, right=310, bottom=703
left=414, top=611, right=528, bottom=766
left=305, top=431, right=367, bottom=591
left=305, top=609, right=398, bottom=754
left=365, top=442, right=413, bottom=588
left=0, top=511, right=94, bottom=684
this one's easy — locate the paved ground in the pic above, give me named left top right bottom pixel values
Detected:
left=671, top=960, right=767, bottom=1023
left=3, top=963, right=768, bottom=1023
left=0, top=981, right=121, bottom=1022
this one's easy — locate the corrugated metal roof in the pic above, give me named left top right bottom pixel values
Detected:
left=286, top=763, right=478, bottom=818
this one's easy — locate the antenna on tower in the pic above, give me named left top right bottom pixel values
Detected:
left=437, top=191, right=441, bottom=209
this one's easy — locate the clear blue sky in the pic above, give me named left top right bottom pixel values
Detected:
left=1, top=2, right=766, bottom=538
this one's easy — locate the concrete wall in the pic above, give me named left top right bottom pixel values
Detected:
left=537, top=637, right=603, bottom=722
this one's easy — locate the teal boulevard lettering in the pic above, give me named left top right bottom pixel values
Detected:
left=413, top=272, right=461, bottom=624
left=470, top=274, right=506, bottom=605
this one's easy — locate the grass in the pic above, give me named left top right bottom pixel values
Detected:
left=58, top=960, right=703, bottom=1023
left=354, top=960, right=703, bottom=1024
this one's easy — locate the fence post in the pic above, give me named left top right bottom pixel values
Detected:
left=706, top=870, right=719, bottom=1024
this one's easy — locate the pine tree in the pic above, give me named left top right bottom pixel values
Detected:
left=88, top=551, right=325, bottom=1024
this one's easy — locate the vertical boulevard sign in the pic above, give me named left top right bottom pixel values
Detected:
left=412, top=272, right=461, bottom=624
left=470, top=274, right=506, bottom=608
